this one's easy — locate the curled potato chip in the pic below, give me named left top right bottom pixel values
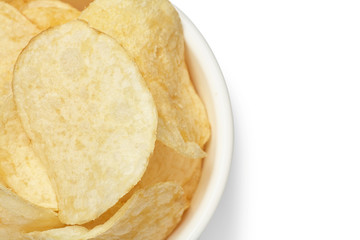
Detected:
left=21, top=0, right=80, bottom=30
left=80, top=0, right=211, bottom=159
left=0, top=1, right=57, bottom=210
left=0, top=183, right=62, bottom=232
left=13, top=20, right=158, bottom=224
left=28, top=182, right=188, bottom=240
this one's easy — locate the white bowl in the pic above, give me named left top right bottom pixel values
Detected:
left=63, top=1, right=234, bottom=239
left=169, top=8, right=234, bottom=240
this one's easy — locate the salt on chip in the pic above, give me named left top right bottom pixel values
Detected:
left=20, top=0, right=80, bottom=30
left=13, top=20, right=158, bottom=224
left=27, top=182, right=189, bottom=240
left=80, top=0, right=211, bottom=159
left=0, top=183, right=62, bottom=232
left=0, top=1, right=58, bottom=210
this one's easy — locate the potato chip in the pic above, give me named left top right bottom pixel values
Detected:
left=13, top=20, right=158, bottom=224
left=80, top=0, right=211, bottom=159
left=110, top=140, right=202, bottom=205
left=82, top=140, right=201, bottom=230
left=137, top=140, right=202, bottom=200
left=0, top=183, right=62, bottom=232
left=89, top=182, right=188, bottom=240
left=21, top=0, right=80, bottom=30
left=83, top=141, right=202, bottom=230
left=0, top=1, right=58, bottom=210
left=28, top=182, right=188, bottom=240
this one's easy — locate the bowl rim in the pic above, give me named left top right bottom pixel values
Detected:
left=169, top=7, right=234, bottom=240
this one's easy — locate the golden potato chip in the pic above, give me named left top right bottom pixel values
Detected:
left=0, top=1, right=58, bottom=210
left=137, top=140, right=202, bottom=200
left=13, top=20, right=158, bottom=224
left=90, top=182, right=188, bottom=240
left=21, top=0, right=80, bottom=30
left=80, top=0, right=211, bottom=159
left=0, top=183, right=62, bottom=232
left=28, top=182, right=188, bottom=240
left=83, top=141, right=202, bottom=230
left=81, top=140, right=201, bottom=230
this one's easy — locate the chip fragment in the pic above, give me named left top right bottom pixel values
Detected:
left=0, top=1, right=58, bottom=210
left=13, top=20, right=158, bottom=224
left=27, top=182, right=188, bottom=240
left=80, top=0, right=211, bottom=159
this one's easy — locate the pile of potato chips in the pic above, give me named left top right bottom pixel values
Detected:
left=0, top=0, right=210, bottom=239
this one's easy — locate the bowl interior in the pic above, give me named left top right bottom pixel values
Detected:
left=59, top=1, right=233, bottom=239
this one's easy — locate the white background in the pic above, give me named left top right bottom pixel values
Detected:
left=171, top=0, right=360, bottom=239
